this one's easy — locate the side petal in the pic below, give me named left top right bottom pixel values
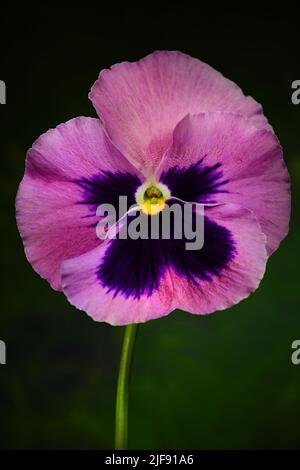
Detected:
left=16, top=117, right=142, bottom=290
left=159, top=112, right=290, bottom=255
left=89, top=51, right=270, bottom=174
left=172, top=203, right=268, bottom=315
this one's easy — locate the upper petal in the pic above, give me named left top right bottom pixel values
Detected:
left=89, top=51, right=270, bottom=174
left=16, top=116, right=142, bottom=290
left=159, top=112, right=291, bottom=255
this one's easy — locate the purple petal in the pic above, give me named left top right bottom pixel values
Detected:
left=16, top=117, right=142, bottom=290
left=61, top=203, right=267, bottom=325
left=159, top=112, right=290, bottom=255
left=89, top=51, right=270, bottom=174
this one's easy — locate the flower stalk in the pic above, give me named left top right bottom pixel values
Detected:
left=115, top=323, right=139, bottom=450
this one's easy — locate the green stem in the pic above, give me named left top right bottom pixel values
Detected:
left=115, top=323, right=139, bottom=450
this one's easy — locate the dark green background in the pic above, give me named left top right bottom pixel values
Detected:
left=0, top=6, right=299, bottom=449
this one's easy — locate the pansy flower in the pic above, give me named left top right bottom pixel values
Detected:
left=16, top=51, right=290, bottom=325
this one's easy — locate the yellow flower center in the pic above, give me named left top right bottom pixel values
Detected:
left=135, top=180, right=171, bottom=215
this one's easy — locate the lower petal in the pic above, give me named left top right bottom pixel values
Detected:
left=61, top=203, right=267, bottom=324
left=172, top=203, right=268, bottom=315
left=61, top=243, right=175, bottom=325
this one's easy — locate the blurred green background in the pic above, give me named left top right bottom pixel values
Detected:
left=0, top=6, right=299, bottom=449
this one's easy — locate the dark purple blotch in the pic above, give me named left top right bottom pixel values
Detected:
left=160, top=157, right=228, bottom=204
left=75, top=161, right=234, bottom=299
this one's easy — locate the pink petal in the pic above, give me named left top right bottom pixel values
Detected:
left=61, top=203, right=267, bottom=325
left=16, top=117, right=142, bottom=290
left=61, top=242, right=175, bottom=325
left=89, top=50, right=270, bottom=174
left=171, top=203, right=268, bottom=316
left=159, top=112, right=290, bottom=255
